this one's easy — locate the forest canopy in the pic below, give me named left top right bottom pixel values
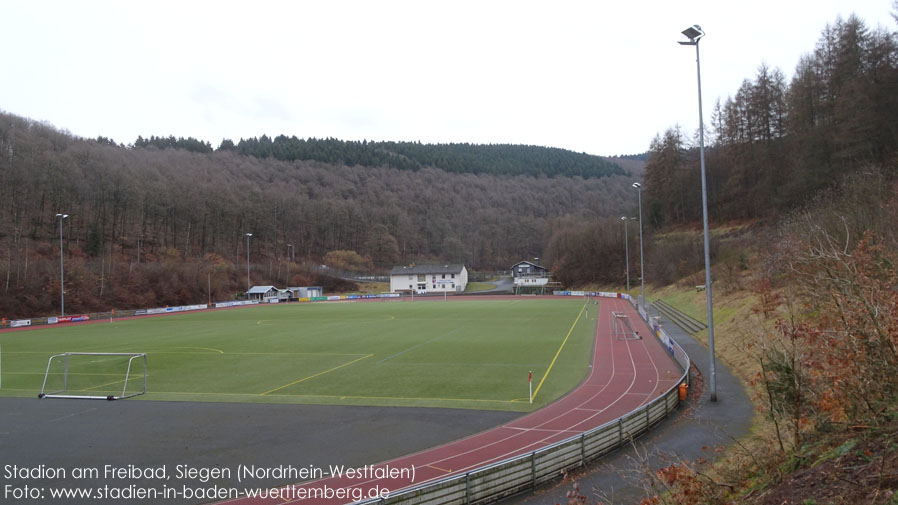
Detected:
left=643, top=14, right=898, bottom=226
left=131, top=134, right=628, bottom=179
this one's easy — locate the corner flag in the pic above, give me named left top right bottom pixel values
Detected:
left=528, top=370, right=532, bottom=403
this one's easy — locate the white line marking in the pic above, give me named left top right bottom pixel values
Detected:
left=48, top=408, right=97, bottom=423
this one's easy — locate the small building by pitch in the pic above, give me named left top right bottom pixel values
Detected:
left=247, top=285, right=279, bottom=301
left=287, top=286, right=324, bottom=300
left=511, top=261, right=550, bottom=294
left=390, top=264, right=468, bottom=294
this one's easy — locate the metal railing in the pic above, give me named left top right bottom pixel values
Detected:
left=355, top=299, right=691, bottom=505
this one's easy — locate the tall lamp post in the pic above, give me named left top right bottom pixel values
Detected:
left=55, top=213, right=69, bottom=316
left=245, top=233, right=253, bottom=291
left=680, top=24, right=717, bottom=401
left=631, top=183, right=645, bottom=313
left=287, top=243, right=294, bottom=262
left=621, top=216, right=635, bottom=298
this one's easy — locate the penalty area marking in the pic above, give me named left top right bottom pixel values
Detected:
left=530, top=302, right=588, bottom=402
left=261, top=354, right=374, bottom=395
left=146, top=390, right=522, bottom=405
left=152, top=346, right=224, bottom=354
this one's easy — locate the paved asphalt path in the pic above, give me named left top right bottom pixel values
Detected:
left=482, top=276, right=514, bottom=293
left=0, top=400, right=519, bottom=505
left=504, top=304, right=754, bottom=504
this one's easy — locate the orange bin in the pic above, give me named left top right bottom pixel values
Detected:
left=678, top=382, right=688, bottom=401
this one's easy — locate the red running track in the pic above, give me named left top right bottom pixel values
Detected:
left=220, top=297, right=682, bottom=505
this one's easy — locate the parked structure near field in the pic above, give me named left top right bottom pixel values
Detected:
left=390, top=264, right=468, bottom=294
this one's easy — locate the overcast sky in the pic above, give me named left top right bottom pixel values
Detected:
left=2, top=1, right=895, bottom=156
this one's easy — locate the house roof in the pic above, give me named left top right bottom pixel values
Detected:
left=511, top=261, right=547, bottom=270
left=390, top=264, right=465, bottom=275
left=247, top=285, right=277, bottom=294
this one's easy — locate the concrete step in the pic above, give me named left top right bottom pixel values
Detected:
left=652, top=299, right=707, bottom=335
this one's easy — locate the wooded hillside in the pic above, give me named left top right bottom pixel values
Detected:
left=0, top=116, right=637, bottom=318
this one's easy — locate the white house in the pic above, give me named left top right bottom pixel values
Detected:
left=390, top=264, right=468, bottom=294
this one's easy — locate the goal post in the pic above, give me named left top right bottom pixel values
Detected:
left=38, top=352, right=147, bottom=400
left=611, top=312, right=642, bottom=341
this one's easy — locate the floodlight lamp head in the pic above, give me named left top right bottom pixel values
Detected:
left=632, top=182, right=641, bottom=189
left=246, top=233, right=253, bottom=237
left=680, top=25, right=704, bottom=45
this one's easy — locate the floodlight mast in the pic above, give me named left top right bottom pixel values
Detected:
left=245, top=233, right=253, bottom=290
left=679, top=24, right=717, bottom=402
left=621, top=216, right=635, bottom=297
left=631, top=183, right=645, bottom=313
left=56, top=213, right=69, bottom=316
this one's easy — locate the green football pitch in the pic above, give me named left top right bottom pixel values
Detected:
left=0, top=298, right=597, bottom=411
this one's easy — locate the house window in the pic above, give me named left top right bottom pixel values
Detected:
left=409, top=284, right=413, bottom=289
left=451, top=274, right=455, bottom=279
left=442, top=274, right=446, bottom=279
left=417, top=275, right=425, bottom=282
left=451, top=283, right=455, bottom=288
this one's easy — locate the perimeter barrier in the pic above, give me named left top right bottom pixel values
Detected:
left=355, top=292, right=690, bottom=505
left=0, top=293, right=408, bottom=330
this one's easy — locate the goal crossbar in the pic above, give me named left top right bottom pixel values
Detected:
left=39, top=352, right=147, bottom=400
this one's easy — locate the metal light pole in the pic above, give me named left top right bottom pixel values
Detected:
left=245, top=233, right=253, bottom=290
left=632, top=183, right=645, bottom=313
left=287, top=243, right=294, bottom=262
left=55, top=213, right=69, bottom=316
left=621, top=216, right=635, bottom=297
left=680, top=24, right=717, bottom=401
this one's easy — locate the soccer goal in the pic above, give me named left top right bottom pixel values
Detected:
left=611, top=312, right=642, bottom=341
left=38, top=352, right=147, bottom=400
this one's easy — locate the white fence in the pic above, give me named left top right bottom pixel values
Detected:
left=355, top=297, right=690, bottom=505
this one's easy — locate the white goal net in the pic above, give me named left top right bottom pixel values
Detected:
left=611, top=312, right=642, bottom=341
left=39, top=352, right=147, bottom=400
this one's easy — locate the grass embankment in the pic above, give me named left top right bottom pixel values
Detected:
left=464, top=281, right=495, bottom=292
left=653, top=281, right=761, bottom=385
left=345, top=281, right=390, bottom=294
